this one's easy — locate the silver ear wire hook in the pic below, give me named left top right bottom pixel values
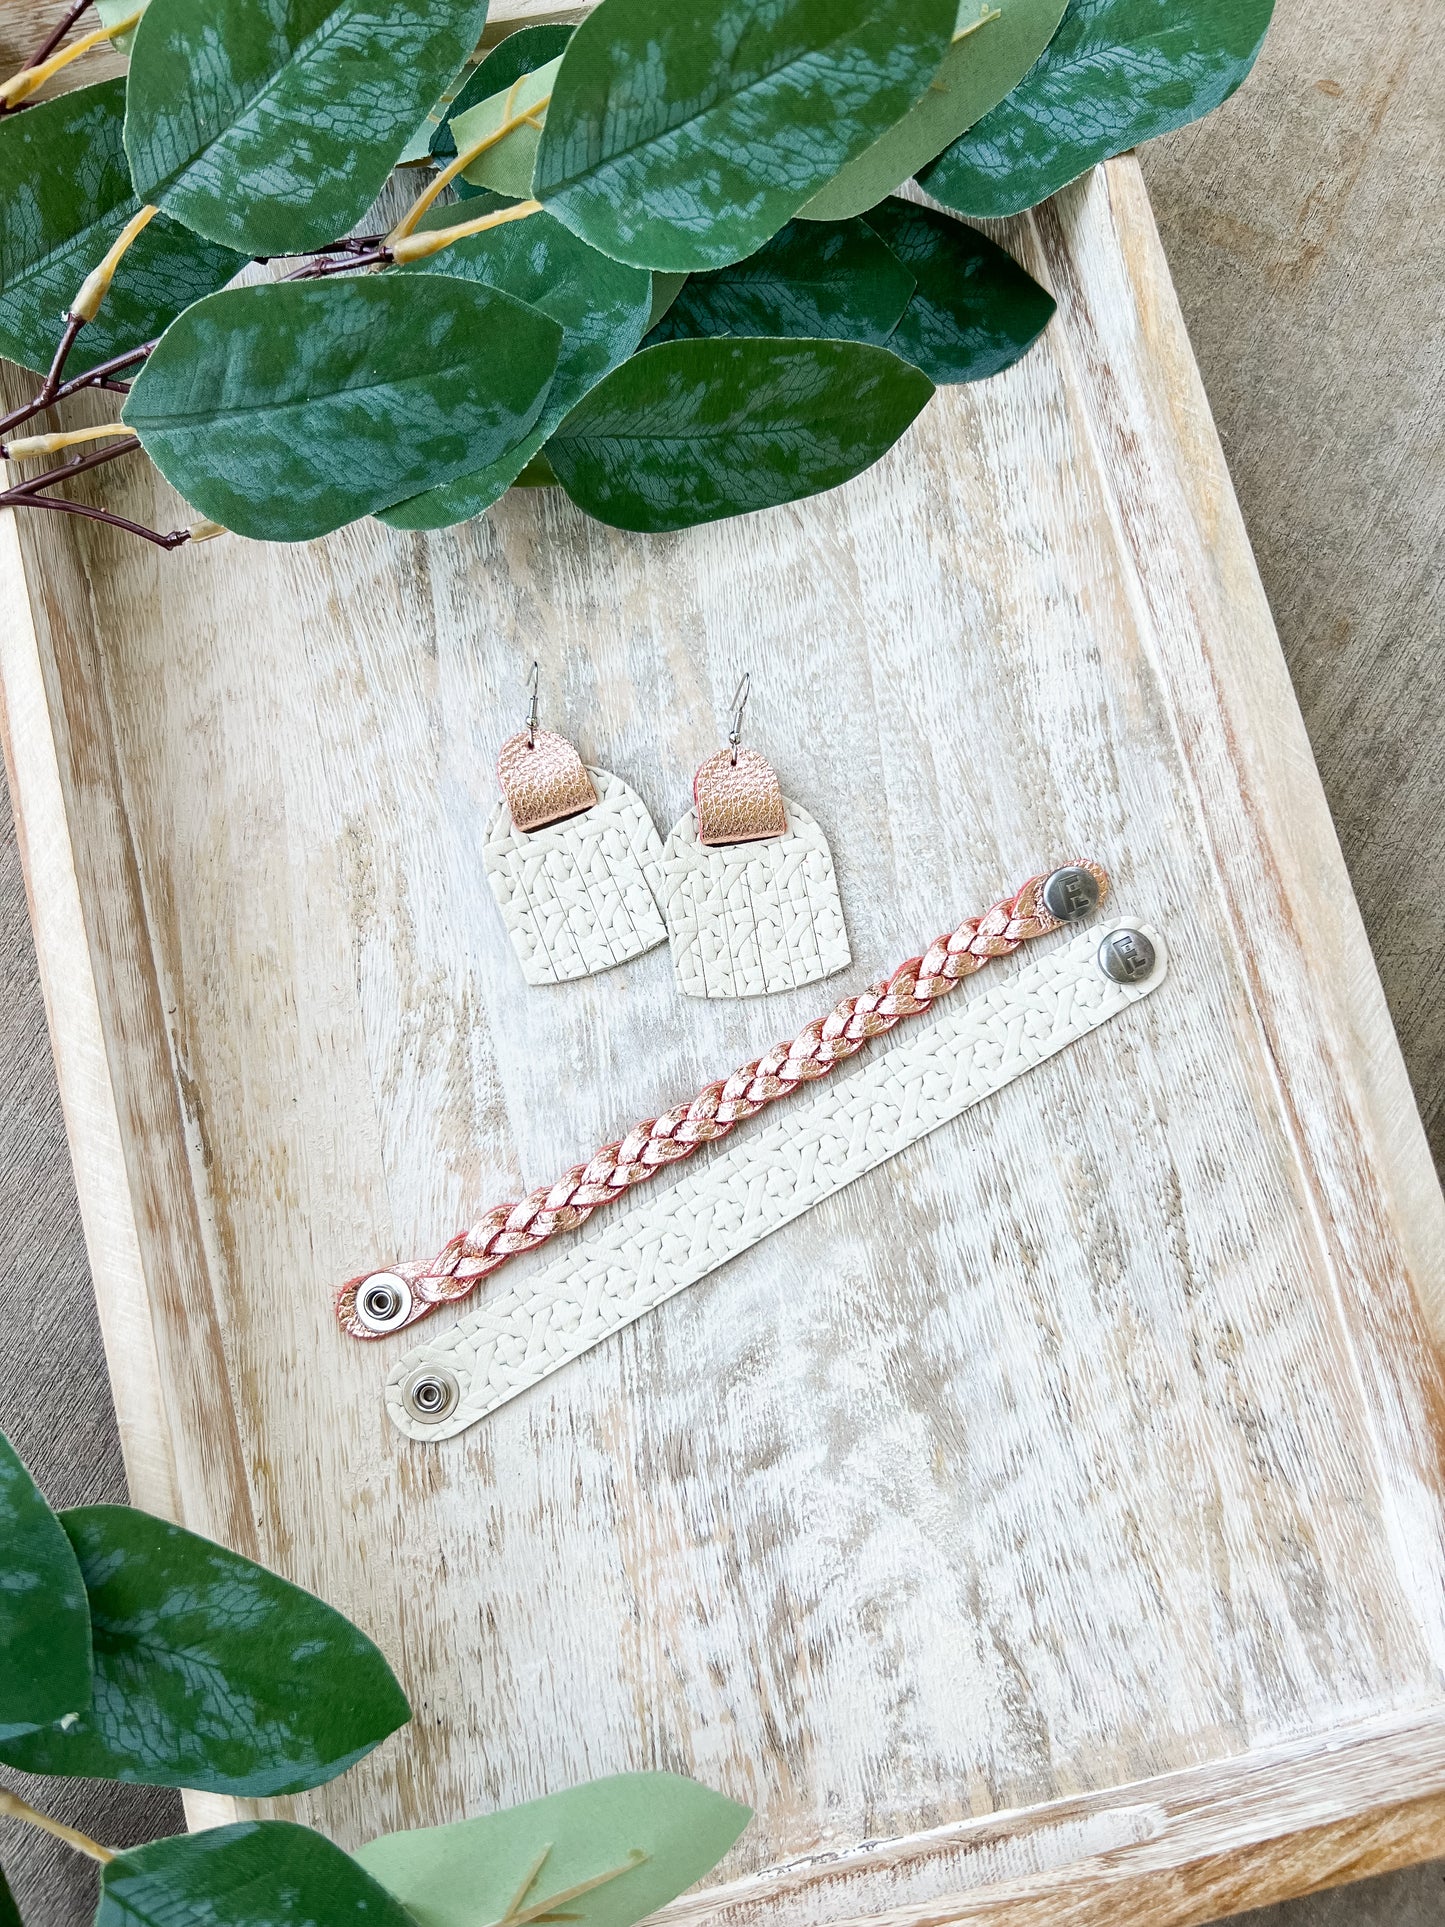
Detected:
left=525, top=660, right=540, bottom=749
left=727, top=671, right=751, bottom=767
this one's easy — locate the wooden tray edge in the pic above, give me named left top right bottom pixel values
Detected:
left=0, top=511, right=182, bottom=1521
left=1, top=154, right=1443, bottom=1910
left=657, top=1706, right=1445, bottom=1927
left=0, top=503, right=256, bottom=1558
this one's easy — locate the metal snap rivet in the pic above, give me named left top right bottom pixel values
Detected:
left=357, top=1271, right=413, bottom=1333
left=401, top=1366, right=461, bottom=1425
left=1042, top=865, right=1101, bottom=924
left=1098, top=928, right=1157, bottom=984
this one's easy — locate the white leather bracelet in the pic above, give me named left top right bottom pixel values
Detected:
left=387, top=919, right=1169, bottom=1441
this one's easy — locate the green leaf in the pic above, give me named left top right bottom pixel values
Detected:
left=862, top=197, right=1053, bottom=380
left=98, top=1822, right=416, bottom=1927
left=432, top=24, right=575, bottom=162
left=95, top=0, right=147, bottom=55
left=0, top=1862, right=20, bottom=1927
left=643, top=217, right=914, bottom=348
left=0, top=1506, right=410, bottom=1795
left=379, top=207, right=649, bottom=530
left=0, top=1431, right=91, bottom=1743
left=646, top=271, right=689, bottom=332
left=451, top=54, right=563, bottom=201
left=798, top=0, right=1069, bottom=220
left=355, top=1772, right=751, bottom=1927
left=398, top=54, right=483, bottom=166
left=547, top=335, right=933, bottom=533
left=0, top=80, right=240, bottom=378
left=514, top=449, right=557, bottom=486
left=533, top=0, right=958, bottom=271
left=920, top=0, right=1275, bottom=217
left=123, top=0, right=493, bottom=255
left=122, top=274, right=562, bottom=543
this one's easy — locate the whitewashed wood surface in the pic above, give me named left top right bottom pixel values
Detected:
left=1, top=31, right=1444, bottom=1917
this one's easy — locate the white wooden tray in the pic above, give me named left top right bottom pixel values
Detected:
left=3, top=138, right=1444, bottom=1925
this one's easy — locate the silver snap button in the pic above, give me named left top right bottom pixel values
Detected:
left=1042, top=865, right=1101, bottom=924
left=1098, top=928, right=1157, bottom=984
left=356, top=1271, right=413, bottom=1333
left=401, top=1366, right=461, bottom=1425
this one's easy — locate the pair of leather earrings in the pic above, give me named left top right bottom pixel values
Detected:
left=481, top=667, right=850, bottom=1000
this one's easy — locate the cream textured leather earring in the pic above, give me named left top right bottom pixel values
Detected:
left=481, top=663, right=668, bottom=987
left=661, top=673, right=850, bottom=999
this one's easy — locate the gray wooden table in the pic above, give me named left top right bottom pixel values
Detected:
left=0, top=1, right=1440, bottom=1920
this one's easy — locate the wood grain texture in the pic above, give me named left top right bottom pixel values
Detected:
left=0, top=4, right=1443, bottom=1926
left=1139, top=0, right=1445, bottom=1172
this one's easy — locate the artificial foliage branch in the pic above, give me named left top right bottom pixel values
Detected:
left=0, top=0, right=1275, bottom=549
left=0, top=1422, right=751, bottom=1927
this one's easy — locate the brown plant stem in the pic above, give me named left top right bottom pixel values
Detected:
left=0, top=316, right=90, bottom=438
left=286, top=200, right=541, bottom=279
left=287, top=247, right=393, bottom=280
left=57, top=339, right=156, bottom=391
left=0, top=436, right=193, bottom=549
left=0, top=0, right=94, bottom=112
left=34, top=312, right=86, bottom=407
left=0, top=1784, right=116, bottom=1864
left=0, top=6, right=141, bottom=111
left=29, top=0, right=96, bottom=69
left=3, top=492, right=193, bottom=548
left=255, top=234, right=384, bottom=264
left=0, top=336, right=157, bottom=441
left=0, top=202, right=157, bottom=434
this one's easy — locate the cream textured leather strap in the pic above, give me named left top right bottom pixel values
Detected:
left=387, top=919, right=1168, bottom=1440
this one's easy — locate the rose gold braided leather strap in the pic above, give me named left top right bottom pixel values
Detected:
left=337, top=861, right=1109, bottom=1340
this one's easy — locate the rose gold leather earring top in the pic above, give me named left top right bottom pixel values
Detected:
left=482, top=664, right=669, bottom=988
left=662, top=671, right=850, bottom=998
left=693, top=672, right=788, bottom=847
left=496, top=661, right=599, bottom=833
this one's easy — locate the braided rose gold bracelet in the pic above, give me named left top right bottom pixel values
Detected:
left=337, top=861, right=1109, bottom=1340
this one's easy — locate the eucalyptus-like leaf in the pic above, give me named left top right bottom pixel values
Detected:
left=123, top=274, right=562, bottom=543
left=920, top=0, right=1275, bottom=216
left=450, top=55, right=563, bottom=202
left=647, top=271, right=689, bottom=332
left=123, top=0, right=493, bottom=255
left=514, top=449, right=558, bottom=486
left=355, top=1772, right=751, bottom=1927
left=432, top=24, right=575, bottom=163
left=799, top=0, right=1069, bottom=220
left=547, top=336, right=933, bottom=532
left=398, top=54, right=482, bottom=166
left=0, top=1431, right=91, bottom=1743
left=95, top=0, right=147, bottom=53
left=0, top=1861, right=20, bottom=1927
left=0, top=1506, right=410, bottom=1795
left=644, top=218, right=914, bottom=349
left=533, top=0, right=958, bottom=271
left=863, top=197, right=1054, bottom=380
left=98, top=1823, right=416, bottom=1927
left=0, top=81, right=239, bottom=377
left=379, top=206, right=650, bottom=529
